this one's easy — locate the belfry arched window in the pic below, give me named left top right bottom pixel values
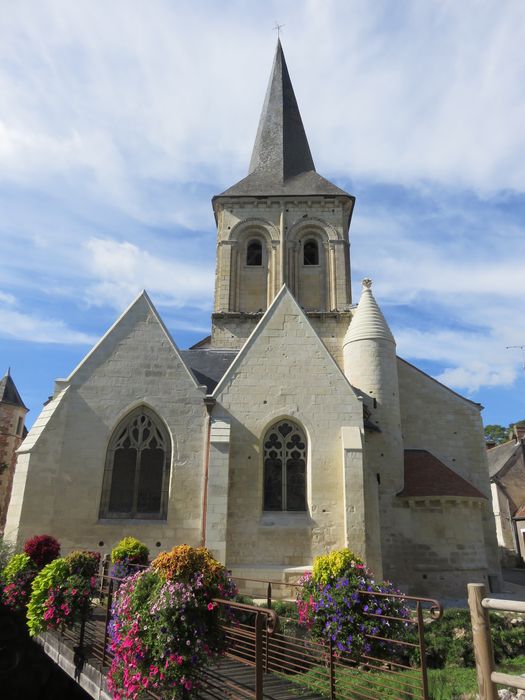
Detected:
left=303, top=239, right=319, bottom=266
left=246, top=239, right=263, bottom=266
left=263, top=420, right=307, bottom=512
left=99, top=407, right=170, bottom=519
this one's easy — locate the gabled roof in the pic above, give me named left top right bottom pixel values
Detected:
left=0, top=370, right=28, bottom=410
left=212, top=285, right=359, bottom=401
left=215, top=41, right=352, bottom=200
left=65, top=291, right=203, bottom=391
left=487, top=439, right=521, bottom=479
left=398, top=449, right=486, bottom=500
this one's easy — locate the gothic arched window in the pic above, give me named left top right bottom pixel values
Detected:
left=246, top=239, right=263, bottom=266
left=263, top=420, right=307, bottom=512
left=99, top=407, right=170, bottom=519
left=303, top=239, right=319, bottom=266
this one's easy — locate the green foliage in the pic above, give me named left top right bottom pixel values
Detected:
left=107, top=546, right=237, bottom=698
left=65, top=550, right=100, bottom=577
left=27, top=558, right=70, bottom=636
left=406, top=608, right=525, bottom=668
left=298, top=549, right=410, bottom=660
left=110, top=536, right=149, bottom=566
left=311, top=548, right=363, bottom=586
left=2, top=552, right=34, bottom=583
left=0, top=538, right=16, bottom=573
left=484, top=424, right=510, bottom=445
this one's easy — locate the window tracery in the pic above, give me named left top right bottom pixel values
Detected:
left=263, top=420, right=307, bottom=511
left=99, top=408, right=170, bottom=519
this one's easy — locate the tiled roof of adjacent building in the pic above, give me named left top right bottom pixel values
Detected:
left=215, top=41, right=353, bottom=200
left=486, top=439, right=521, bottom=478
left=398, top=449, right=485, bottom=499
left=0, top=369, right=28, bottom=410
left=181, top=349, right=238, bottom=393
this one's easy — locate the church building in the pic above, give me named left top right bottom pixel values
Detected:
left=5, top=42, right=501, bottom=598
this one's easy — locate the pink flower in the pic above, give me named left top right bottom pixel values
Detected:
left=207, top=602, right=215, bottom=611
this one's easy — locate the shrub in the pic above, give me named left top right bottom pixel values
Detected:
left=111, top=537, right=149, bottom=566
left=1, top=552, right=37, bottom=613
left=0, top=537, right=15, bottom=572
left=297, top=549, right=410, bottom=660
left=27, top=550, right=100, bottom=637
left=24, top=534, right=60, bottom=568
left=107, top=545, right=237, bottom=699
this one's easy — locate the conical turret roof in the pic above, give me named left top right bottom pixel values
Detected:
left=0, top=369, right=28, bottom=409
left=344, top=279, right=395, bottom=345
left=216, top=41, right=352, bottom=199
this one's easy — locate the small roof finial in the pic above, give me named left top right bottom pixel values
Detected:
left=362, top=278, right=373, bottom=289
left=273, top=21, right=285, bottom=39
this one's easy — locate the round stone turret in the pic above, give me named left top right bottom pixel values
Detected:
left=343, top=279, right=403, bottom=491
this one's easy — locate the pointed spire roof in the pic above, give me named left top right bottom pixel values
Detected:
left=0, top=369, right=28, bottom=410
left=344, top=279, right=395, bottom=345
left=216, top=41, right=352, bottom=200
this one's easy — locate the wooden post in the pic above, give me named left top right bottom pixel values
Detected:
left=468, top=583, right=498, bottom=700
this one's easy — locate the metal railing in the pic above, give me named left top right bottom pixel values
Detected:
left=468, top=582, right=525, bottom=700
left=52, top=570, right=443, bottom=700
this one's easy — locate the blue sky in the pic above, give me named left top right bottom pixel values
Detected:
left=1, top=0, right=525, bottom=429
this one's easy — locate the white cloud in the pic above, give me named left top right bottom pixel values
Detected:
left=0, top=291, right=16, bottom=305
left=0, top=307, right=96, bottom=344
left=84, top=237, right=213, bottom=311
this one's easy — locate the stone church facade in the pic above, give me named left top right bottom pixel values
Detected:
left=5, top=42, right=501, bottom=598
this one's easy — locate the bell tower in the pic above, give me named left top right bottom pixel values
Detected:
left=211, top=41, right=355, bottom=364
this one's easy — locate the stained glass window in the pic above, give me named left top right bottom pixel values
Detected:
left=100, top=408, right=170, bottom=519
left=263, top=420, right=307, bottom=511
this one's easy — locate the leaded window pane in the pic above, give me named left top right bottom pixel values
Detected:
left=100, top=408, right=170, bottom=519
left=263, top=420, right=307, bottom=512
left=108, top=448, right=136, bottom=512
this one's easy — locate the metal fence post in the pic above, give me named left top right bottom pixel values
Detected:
left=255, top=612, right=264, bottom=700
left=416, top=601, right=430, bottom=699
left=328, top=638, right=336, bottom=699
left=102, top=577, right=113, bottom=667
left=468, top=583, right=498, bottom=700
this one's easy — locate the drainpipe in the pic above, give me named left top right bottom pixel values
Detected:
left=200, top=396, right=216, bottom=547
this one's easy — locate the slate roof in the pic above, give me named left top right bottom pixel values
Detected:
left=215, top=41, right=353, bottom=200
left=486, top=439, right=520, bottom=478
left=181, top=349, right=238, bottom=393
left=398, top=449, right=485, bottom=499
left=0, top=370, right=27, bottom=409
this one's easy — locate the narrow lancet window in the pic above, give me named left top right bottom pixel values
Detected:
left=99, top=408, right=170, bottom=519
left=263, top=420, right=307, bottom=512
left=246, top=239, right=263, bottom=266
left=303, top=239, right=319, bottom=266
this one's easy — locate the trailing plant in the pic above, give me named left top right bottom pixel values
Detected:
left=110, top=537, right=149, bottom=577
left=1, top=552, right=37, bottom=613
left=26, top=550, right=100, bottom=636
left=24, top=534, right=60, bottom=568
left=296, top=549, right=411, bottom=660
left=107, top=545, right=237, bottom=699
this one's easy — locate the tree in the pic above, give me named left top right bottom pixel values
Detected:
left=484, top=424, right=509, bottom=445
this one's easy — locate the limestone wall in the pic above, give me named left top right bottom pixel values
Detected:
left=0, top=402, right=27, bottom=534
left=397, top=357, right=502, bottom=590
left=5, top=295, right=208, bottom=558
left=211, top=290, right=363, bottom=573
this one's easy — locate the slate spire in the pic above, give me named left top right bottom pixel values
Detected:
left=0, top=369, right=28, bottom=409
left=215, top=41, right=352, bottom=199
left=248, top=39, right=315, bottom=180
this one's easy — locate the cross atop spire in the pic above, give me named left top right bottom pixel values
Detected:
left=216, top=41, right=352, bottom=200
